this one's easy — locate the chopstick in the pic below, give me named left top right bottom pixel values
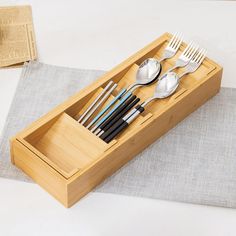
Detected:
left=78, top=81, right=114, bottom=123
left=100, top=104, right=144, bottom=142
left=89, top=90, right=133, bottom=132
left=79, top=82, right=118, bottom=125
left=86, top=88, right=127, bottom=129
left=96, top=96, right=140, bottom=137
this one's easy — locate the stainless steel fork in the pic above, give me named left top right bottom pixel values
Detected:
left=178, top=49, right=207, bottom=79
left=168, top=42, right=199, bottom=72
left=159, top=33, right=183, bottom=62
left=157, top=42, right=199, bottom=81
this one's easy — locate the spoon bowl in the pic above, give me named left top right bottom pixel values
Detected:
left=134, top=58, right=162, bottom=88
left=141, top=71, right=180, bottom=107
left=154, top=71, right=179, bottom=99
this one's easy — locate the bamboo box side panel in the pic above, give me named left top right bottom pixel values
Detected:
left=11, top=139, right=69, bottom=207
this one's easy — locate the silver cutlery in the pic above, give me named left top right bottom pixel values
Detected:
left=158, top=32, right=183, bottom=62
left=101, top=49, right=207, bottom=142
left=166, top=42, right=199, bottom=72
left=96, top=41, right=198, bottom=137
left=90, top=33, right=183, bottom=134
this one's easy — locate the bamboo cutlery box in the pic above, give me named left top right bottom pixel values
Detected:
left=10, top=33, right=223, bottom=207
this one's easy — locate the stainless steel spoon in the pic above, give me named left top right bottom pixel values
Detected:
left=101, top=49, right=206, bottom=142
left=87, top=58, right=162, bottom=132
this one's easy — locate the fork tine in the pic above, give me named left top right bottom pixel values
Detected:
left=171, top=32, right=182, bottom=49
left=167, top=33, right=177, bottom=47
left=193, top=49, right=204, bottom=62
left=186, top=43, right=195, bottom=57
left=169, top=33, right=178, bottom=48
left=172, top=33, right=181, bottom=49
left=190, top=44, right=199, bottom=59
left=183, top=42, right=193, bottom=56
left=174, top=34, right=183, bottom=50
left=197, top=50, right=207, bottom=64
left=197, top=49, right=205, bottom=62
left=186, top=43, right=198, bottom=58
left=182, top=42, right=192, bottom=54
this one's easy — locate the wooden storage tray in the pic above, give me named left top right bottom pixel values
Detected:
left=10, top=33, right=223, bottom=207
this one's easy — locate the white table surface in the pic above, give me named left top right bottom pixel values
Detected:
left=0, top=0, right=236, bottom=235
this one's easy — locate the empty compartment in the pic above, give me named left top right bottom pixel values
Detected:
left=24, top=113, right=109, bottom=178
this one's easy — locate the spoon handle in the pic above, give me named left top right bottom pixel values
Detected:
left=100, top=105, right=144, bottom=142
left=86, top=88, right=127, bottom=129
left=97, top=96, right=140, bottom=137
left=90, top=90, right=133, bottom=133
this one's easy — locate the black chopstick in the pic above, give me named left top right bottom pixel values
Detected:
left=100, top=104, right=144, bottom=142
left=98, top=97, right=140, bottom=138
left=93, top=94, right=136, bottom=135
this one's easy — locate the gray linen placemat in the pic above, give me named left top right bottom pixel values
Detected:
left=0, top=61, right=235, bottom=208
